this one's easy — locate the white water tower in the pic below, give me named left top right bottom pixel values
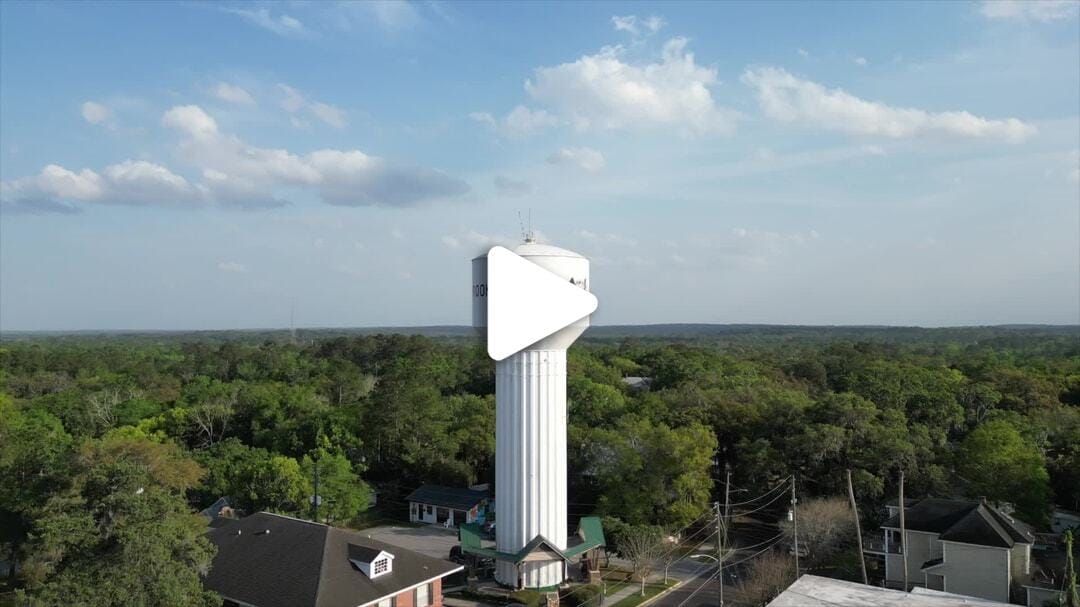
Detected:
left=472, top=238, right=591, bottom=588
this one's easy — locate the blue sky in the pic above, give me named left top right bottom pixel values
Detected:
left=1, top=0, right=1078, bottom=330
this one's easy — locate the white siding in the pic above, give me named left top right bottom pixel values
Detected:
left=940, top=541, right=1010, bottom=603
left=1010, top=542, right=1030, bottom=579
left=885, top=530, right=940, bottom=587
left=494, top=349, right=568, bottom=589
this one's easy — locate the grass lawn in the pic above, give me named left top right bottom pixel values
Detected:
left=609, top=581, right=678, bottom=607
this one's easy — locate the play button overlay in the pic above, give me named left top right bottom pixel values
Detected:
left=485, top=246, right=598, bottom=361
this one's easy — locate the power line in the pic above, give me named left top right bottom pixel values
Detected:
left=673, top=566, right=722, bottom=607
left=723, top=476, right=792, bottom=508
left=719, top=534, right=785, bottom=571
left=727, top=488, right=790, bottom=519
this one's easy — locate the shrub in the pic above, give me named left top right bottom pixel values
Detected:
left=509, top=589, right=542, bottom=607
left=563, top=585, right=601, bottom=607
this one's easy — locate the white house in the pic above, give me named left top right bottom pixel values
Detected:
left=862, top=498, right=1059, bottom=605
left=405, top=484, right=489, bottom=528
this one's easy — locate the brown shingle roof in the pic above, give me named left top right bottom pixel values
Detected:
left=205, top=512, right=463, bottom=607
left=881, top=498, right=1033, bottom=549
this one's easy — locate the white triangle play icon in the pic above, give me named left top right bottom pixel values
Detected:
left=486, top=246, right=598, bottom=361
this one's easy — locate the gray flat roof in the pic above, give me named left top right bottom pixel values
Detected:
left=767, top=575, right=1011, bottom=606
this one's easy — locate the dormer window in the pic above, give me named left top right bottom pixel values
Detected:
left=348, top=544, right=395, bottom=579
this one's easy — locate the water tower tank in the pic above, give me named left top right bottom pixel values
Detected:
left=472, top=241, right=590, bottom=348
left=471, top=239, right=592, bottom=589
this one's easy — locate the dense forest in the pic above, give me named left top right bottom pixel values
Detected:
left=1, top=326, right=1078, bottom=605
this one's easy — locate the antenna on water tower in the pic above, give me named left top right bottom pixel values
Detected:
left=518, top=209, right=535, bottom=243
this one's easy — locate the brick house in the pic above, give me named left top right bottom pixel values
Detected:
left=205, top=512, right=463, bottom=607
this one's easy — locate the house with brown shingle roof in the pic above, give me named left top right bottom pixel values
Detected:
left=204, top=512, right=463, bottom=607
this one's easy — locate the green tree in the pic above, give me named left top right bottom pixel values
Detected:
left=955, top=420, right=1052, bottom=523
left=0, top=395, right=74, bottom=581
left=588, top=417, right=716, bottom=527
left=302, top=444, right=372, bottom=525
left=21, top=435, right=220, bottom=607
left=194, top=438, right=310, bottom=514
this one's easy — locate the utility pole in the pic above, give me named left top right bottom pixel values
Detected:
left=311, top=424, right=322, bottom=523
left=715, top=501, right=724, bottom=607
left=720, top=464, right=731, bottom=607
left=846, top=469, right=868, bottom=585
left=899, top=468, right=908, bottom=592
left=791, top=476, right=799, bottom=579
left=312, top=449, right=320, bottom=522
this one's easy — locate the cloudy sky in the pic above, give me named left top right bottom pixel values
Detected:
left=1, top=1, right=1078, bottom=330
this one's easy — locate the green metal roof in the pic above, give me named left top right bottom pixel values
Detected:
left=458, top=517, right=605, bottom=564
left=563, top=516, right=605, bottom=558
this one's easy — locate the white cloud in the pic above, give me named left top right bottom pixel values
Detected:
left=101, top=160, right=196, bottom=204
left=224, top=7, right=306, bottom=36
left=470, top=106, right=559, bottom=139
left=163, top=104, right=220, bottom=140
left=0, top=197, right=81, bottom=215
left=217, top=261, right=247, bottom=273
left=212, top=82, right=256, bottom=106
left=741, top=66, right=1035, bottom=142
left=980, top=0, right=1078, bottom=22
left=525, top=38, right=738, bottom=135
left=612, top=15, right=666, bottom=36
left=502, top=105, right=559, bottom=138
left=81, top=101, right=110, bottom=125
left=797, top=48, right=809, bottom=58
left=493, top=175, right=534, bottom=197
left=547, top=147, right=606, bottom=172
left=854, top=56, right=868, bottom=67
left=281, top=84, right=306, bottom=113
left=305, top=149, right=468, bottom=206
left=468, top=112, right=497, bottom=129
left=365, top=0, right=420, bottom=30
left=36, top=164, right=105, bottom=199
left=576, top=229, right=638, bottom=247
left=4, top=104, right=469, bottom=213
left=309, top=102, right=347, bottom=129
left=278, top=84, right=348, bottom=129
left=440, top=229, right=515, bottom=254
left=1, top=161, right=197, bottom=209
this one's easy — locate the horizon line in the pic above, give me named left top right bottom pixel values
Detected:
left=2, top=322, right=1078, bottom=335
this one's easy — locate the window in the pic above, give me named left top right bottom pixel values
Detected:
left=377, top=596, right=396, bottom=607
left=425, top=504, right=433, bottom=516
left=374, top=558, right=389, bottom=575
left=415, top=583, right=432, bottom=607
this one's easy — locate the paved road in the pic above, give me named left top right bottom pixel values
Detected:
left=653, top=563, right=735, bottom=607
left=653, top=518, right=781, bottom=607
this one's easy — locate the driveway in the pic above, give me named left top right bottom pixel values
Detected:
left=364, top=524, right=461, bottom=561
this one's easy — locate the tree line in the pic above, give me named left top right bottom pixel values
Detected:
left=1, top=327, right=1078, bottom=604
